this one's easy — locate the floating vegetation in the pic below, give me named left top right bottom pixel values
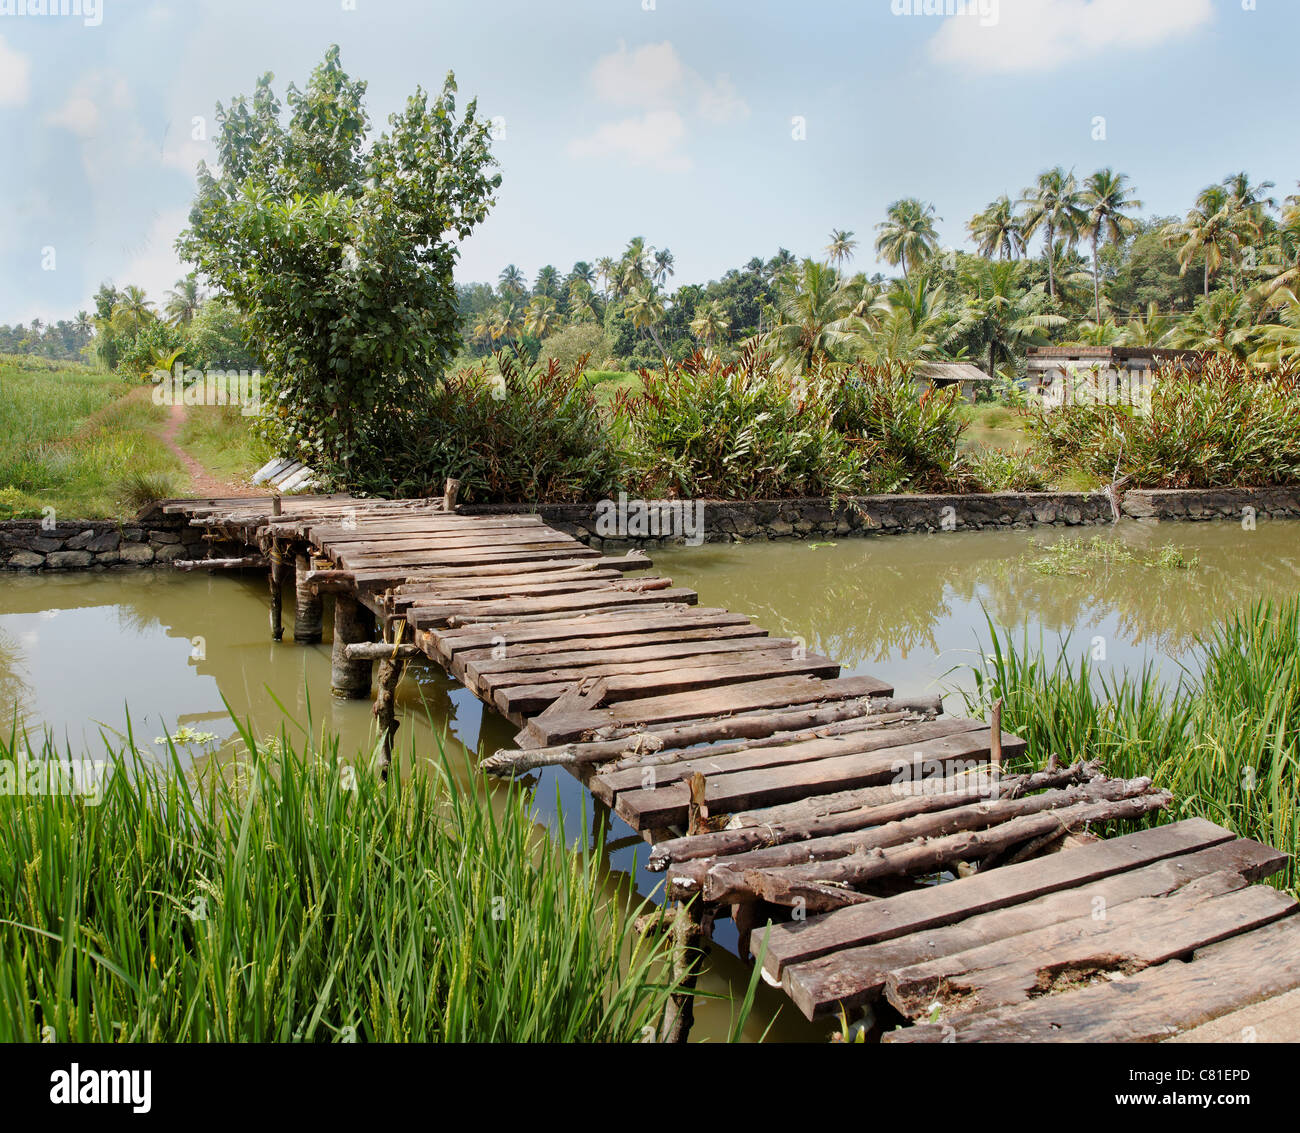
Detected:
left=1024, top=535, right=1199, bottom=577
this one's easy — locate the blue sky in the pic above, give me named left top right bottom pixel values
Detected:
left=2, top=0, right=1298, bottom=323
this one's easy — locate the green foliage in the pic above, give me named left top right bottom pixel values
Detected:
left=114, top=320, right=184, bottom=380
left=831, top=364, right=972, bottom=492
left=617, top=349, right=861, bottom=499
left=961, top=598, right=1300, bottom=891
left=1022, top=534, right=1199, bottom=576
left=184, top=297, right=260, bottom=371
left=537, top=323, right=611, bottom=371
left=968, top=446, right=1048, bottom=491
left=1026, top=358, right=1300, bottom=487
left=343, top=349, right=621, bottom=502
left=178, top=46, right=501, bottom=482
left=0, top=721, right=686, bottom=1041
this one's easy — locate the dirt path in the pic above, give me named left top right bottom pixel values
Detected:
left=160, top=403, right=256, bottom=499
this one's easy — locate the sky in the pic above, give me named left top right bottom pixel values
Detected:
left=1, top=0, right=1298, bottom=324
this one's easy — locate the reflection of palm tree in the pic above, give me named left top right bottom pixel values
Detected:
left=0, top=628, right=33, bottom=725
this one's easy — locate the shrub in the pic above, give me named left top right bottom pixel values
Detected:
left=616, top=349, right=862, bottom=499
left=344, top=348, right=622, bottom=502
left=968, top=446, right=1049, bottom=492
left=537, top=322, right=610, bottom=372
left=829, top=363, right=973, bottom=492
left=1026, top=358, right=1300, bottom=488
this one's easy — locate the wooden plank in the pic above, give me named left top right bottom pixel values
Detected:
left=1165, top=986, right=1300, bottom=1043
left=759, top=817, right=1239, bottom=980
left=594, top=716, right=985, bottom=805
left=323, top=530, right=567, bottom=555
left=426, top=610, right=759, bottom=660
left=527, top=674, right=893, bottom=747
left=407, top=587, right=698, bottom=628
left=886, top=871, right=1297, bottom=1019
left=463, top=633, right=787, bottom=678
left=885, top=916, right=1300, bottom=1043
left=391, top=575, right=648, bottom=608
left=782, top=836, right=1289, bottom=1018
left=336, top=541, right=592, bottom=569
left=618, top=725, right=1013, bottom=830
left=492, top=651, right=842, bottom=716
left=349, top=554, right=650, bottom=591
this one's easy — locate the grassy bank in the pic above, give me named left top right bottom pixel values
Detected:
left=961, top=596, right=1300, bottom=891
left=0, top=361, right=184, bottom=518
left=0, top=722, right=689, bottom=1042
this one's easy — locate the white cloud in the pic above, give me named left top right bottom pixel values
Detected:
left=118, top=207, right=190, bottom=301
left=566, top=110, right=691, bottom=173
left=570, top=41, right=749, bottom=172
left=926, top=0, right=1213, bottom=73
left=0, top=35, right=31, bottom=106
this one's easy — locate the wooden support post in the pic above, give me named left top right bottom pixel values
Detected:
left=990, top=697, right=1004, bottom=771
left=330, top=594, right=375, bottom=699
left=373, top=655, right=403, bottom=777
left=268, top=541, right=284, bottom=642
left=294, top=552, right=324, bottom=643
left=660, top=901, right=707, bottom=1044
left=443, top=477, right=461, bottom=512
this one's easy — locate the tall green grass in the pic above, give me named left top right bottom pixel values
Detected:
left=0, top=367, right=182, bottom=517
left=959, top=597, right=1300, bottom=890
left=0, top=719, right=686, bottom=1042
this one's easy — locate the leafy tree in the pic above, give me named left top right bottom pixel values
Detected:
left=178, top=46, right=500, bottom=479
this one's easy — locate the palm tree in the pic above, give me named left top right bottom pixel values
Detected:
left=1261, top=187, right=1300, bottom=300
left=525, top=296, right=560, bottom=338
left=1081, top=169, right=1142, bottom=324
left=1171, top=290, right=1258, bottom=359
left=968, top=195, right=1025, bottom=261
left=1116, top=302, right=1175, bottom=348
left=624, top=286, right=667, bottom=354
left=594, top=257, right=618, bottom=297
left=949, top=260, right=1066, bottom=378
left=533, top=264, right=561, bottom=299
left=689, top=300, right=730, bottom=346
left=490, top=302, right=522, bottom=345
left=766, top=248, right=797, bottom=281
left=652, top=247, right=675, bottom=287
left=164, top=274, right=203, bottom=327
left=471, top=313, right=495, bottom=349
left=1019, top=167, right=1086, bottom=303
left=1163, top=186, right=1237, bottom=296
left=618, top=237, right=652, bottom=297
left=763, top=259, right=867, bottom=373
left=1256, top=288, right=1300, bottom=367
left=824, top=228, right=858, bottom=271
left=874, top=199, right=941, bottom=280
left=567, top=278, right=600, bottom=322
left=111, top=285, right=156, bottom=335
left=497, top=264, right=526, bottom=299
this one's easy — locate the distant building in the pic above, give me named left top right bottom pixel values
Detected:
left=1025, top=346, right=1206, bottom=410
left=912, top=361, right=994, bottom=404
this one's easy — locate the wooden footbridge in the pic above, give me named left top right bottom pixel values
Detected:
left=151, top=491, right=1300, bottom=1043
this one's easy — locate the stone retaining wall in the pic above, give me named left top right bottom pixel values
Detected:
left=3, top=486, right=1296, bottom=569
left=0, top=516, right=244, bottom=571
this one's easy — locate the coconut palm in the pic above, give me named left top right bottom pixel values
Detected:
left=874, top=198, right=941, bottom=280
left=490, top=303, right=522, bottom=345
left=164, top=274, right=204, bottom=327
left=763, top=258, right=868, bottom=373
left=689, top=300, right=731, bottom=346
left=471, top=313, right=495, bottom=348
left=111, top=285, right=156, bottom=335
left=1081, top=169, right=1142, bottom=324
left=1162, top=186, right=1237, bottom=296
left=949, top=260, right=1066, bottom=378
left=1255, top=289, right=1300, bottom=367
left=824, top=228, right=859, bottom=271
left=525, top=296, right=560, bottom=338
left=1019, top=167, right=1086, bottom=303
left=567, top=278, right=601, bottom=322
left=968, top=196, right=1024, bottom=261
left=533, top=264, right=562, bottom=299
left=1116, top=302, right=1176, bottom=348
left=498, top=264, right=527, bottom=299
left=1171, top=290, right=1259, bottom=359
left=766, top=248, right=797, bottom=281
left=624, top=286, right=667, bottom=354
left=594, top=257, right=618, bottom=297
left=652, top=247, right=675, bottom=287
left=618, top=237, right=652, bottom=297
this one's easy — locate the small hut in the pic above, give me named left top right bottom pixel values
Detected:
left=1025, top=347, right=1205, bottom=410
left=913, top=361, right=994, bottom=404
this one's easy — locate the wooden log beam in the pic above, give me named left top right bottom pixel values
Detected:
left=344, top=642, right=423, bottom=661
left=294, top=552, right=324, bottom=644
left=330, top=594, right=375, bottom=699
left=171, top=556, right=268, bottom=571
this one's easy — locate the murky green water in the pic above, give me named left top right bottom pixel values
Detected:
left=2, top=517, right=1297, bottom=1041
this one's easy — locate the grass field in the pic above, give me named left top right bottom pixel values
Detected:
left=0, top=359, right=183, bottom=519
left=958, top=402, right=1031, bottom=453
left=176, top=403, right=272, bottom=483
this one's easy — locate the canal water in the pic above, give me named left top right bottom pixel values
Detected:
left=2, top=518, right=1297, bottom=1040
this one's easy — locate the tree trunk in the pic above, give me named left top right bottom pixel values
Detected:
left=1046, top=223, right=1056, bottom=302
left=1092, top=234, right=1102, bottom=324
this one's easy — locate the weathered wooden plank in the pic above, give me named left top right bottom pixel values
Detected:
left=885, top=871, right=1297, bottom=1020
left=392, top=575, right=656, bottom=608
left=337, top=541, right=595, bottom=569
left=426, top=609, right=759, bottom=660
left=1165, top=986, right=1300, bottom=1043
left=735, top=789, right=1171, bottom=908
left=759, top=817, right=1238, bottom=980
left=493, top=651, right=842, bottom=716
left=323, top=530, right=567, bottom=555
left=594, top=716, right=985, bottom=806
left=349, top=553, right=650, bottom=591
left=618, top=724, right=1014, bottom=830
left=526, top=674, right=894, bottom=747
left=885, top=916, right=1300, bottom=1043
left=782, top=836, right=1289, bottom=1019
left=407, top=586, right=698, bottom=628
left=464, top=633, right=787, bottom=680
